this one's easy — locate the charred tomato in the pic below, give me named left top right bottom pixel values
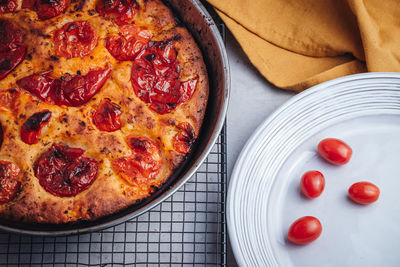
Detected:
left=21, top=110, right=51, bottom=145
left=173, top=122, right=195, bottom=154
left=34, top=144, right=98, bottom=197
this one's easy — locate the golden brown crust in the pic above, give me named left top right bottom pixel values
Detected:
left=0, top=0, right=208, bottom=223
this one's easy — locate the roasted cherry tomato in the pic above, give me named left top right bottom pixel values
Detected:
left=300, top=170, right=325, bottom=199
left=93, top=99, right=122, bottom=132
left=348, top=181, right=380, bottom=204
left=131, top=41, right=198, bottom=114
left=112, top=136, right=161, bottom=185
left=96, top=0, right=139, bottom=25
left=20, top=110, right=51, bottom=145
left=180, top=78, right=198, bottom=103
left=0, top=160, right=21, bottom=204
left=53, top=21, right=97, bottom=58
left=17, top=68, right=111, bottom=107
left=34, top=144, right=98, bottom=197
left=33, top=0, right=69, bottom=20
left=0, top=88, right=19, bottom=110
left=105, top=25, right=151, bottom=61
left=287, top=216, right=322, bottom=245
left=0, top=20, right=26, bottom=81
left=173, top=122, right=195, bottom=154
left=318, top=138, right=352, bottom=165
left=0, top=122, right=3, bottom=149
left=0, top=0, right=17, bottom=14
left=0, top=46, right=26, bottom=81
left=0, top=20, right=24, bottom=52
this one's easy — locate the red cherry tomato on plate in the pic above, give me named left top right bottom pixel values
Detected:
left=300, top=170, right=325, bottom=198
left=318, top=138, right=352, bottom=165
left=348, top=182, right=380, bottom=204
left=287, top=216, right=322, bottom=245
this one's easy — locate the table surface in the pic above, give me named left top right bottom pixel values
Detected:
left=225, top=30, right=295, bottom=266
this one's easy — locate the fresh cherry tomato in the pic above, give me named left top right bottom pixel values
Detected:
left=300, top=170, right=325, bottom=198
left=318, top=138, right=352, bottom=165
left=287, top=216, right=322, bottom=245
left=348, top=182, right=380, bottom=204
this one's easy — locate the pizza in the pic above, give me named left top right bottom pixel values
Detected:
left=0, top=0, right=208, bottom=224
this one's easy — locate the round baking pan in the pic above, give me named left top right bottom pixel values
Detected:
left=0, top=0, right=230, bottom=235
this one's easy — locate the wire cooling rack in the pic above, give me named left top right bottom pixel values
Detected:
left=0, top=125, right=227, bottom=266
left=1, top=7, right=227, bottom=265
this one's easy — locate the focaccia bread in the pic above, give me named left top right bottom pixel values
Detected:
left=0, top=0, right=208, bottom=223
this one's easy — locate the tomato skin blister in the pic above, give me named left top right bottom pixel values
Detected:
left=0, top=160, right=21, bottom=204
left=34, top=144, right=98, bottom=197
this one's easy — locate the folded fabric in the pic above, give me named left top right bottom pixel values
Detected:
left=207, top=0, right=400, bottom=91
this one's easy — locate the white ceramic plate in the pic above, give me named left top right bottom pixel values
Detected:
left=228, top=73, right=400, bottom=267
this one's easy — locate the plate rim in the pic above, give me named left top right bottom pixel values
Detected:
left=227, top=72, right=400, bottom=267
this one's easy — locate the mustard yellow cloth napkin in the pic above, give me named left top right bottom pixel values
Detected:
left=207, top=0, right=400, bottom=91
